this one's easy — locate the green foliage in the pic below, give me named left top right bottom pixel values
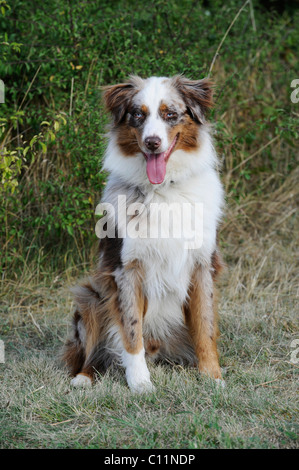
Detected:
left=0, top=0, right=298, bottom=273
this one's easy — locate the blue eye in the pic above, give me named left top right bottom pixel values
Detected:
left=133, top=111, right=143, bottom=119
left=166, top=112, right=177, bottom=119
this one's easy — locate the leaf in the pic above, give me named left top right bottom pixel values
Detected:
left=23, top=146, right=30, bottom=157
left=39, top=141, right=47, bottom=154
left=66, top=225, right=74, bottom=236
left=30, top=136, right=38, bottom=147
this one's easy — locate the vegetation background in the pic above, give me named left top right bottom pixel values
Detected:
left=0, top=0, right=298, bottom=449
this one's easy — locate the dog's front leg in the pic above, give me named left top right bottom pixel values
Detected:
left=186, top=264, right=224, bottom=385
left=114, top=261, right=154, bottom=393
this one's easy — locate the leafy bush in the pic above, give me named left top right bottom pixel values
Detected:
left=0, top=0, right=298, bottom=274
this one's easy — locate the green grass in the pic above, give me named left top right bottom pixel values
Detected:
left=0, top=222, right=298, bottom=449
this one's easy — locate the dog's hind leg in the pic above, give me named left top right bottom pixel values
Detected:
left=63, top=275, right=115, bottom=387
left=63, top=310, right=98, bottom=387
left=63, top=310, right=86, bottom=377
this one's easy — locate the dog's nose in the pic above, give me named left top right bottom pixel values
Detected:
left=144, top=136, right=161, bottom=152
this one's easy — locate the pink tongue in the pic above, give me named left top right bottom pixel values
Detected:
left=146, top=152, right=166, bottom=184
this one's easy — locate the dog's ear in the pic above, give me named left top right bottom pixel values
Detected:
left=171, top=75, right=214, bottom=124
left=102, top=76, right=144, bottom=125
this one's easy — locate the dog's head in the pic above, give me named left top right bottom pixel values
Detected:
left=103, top=75, right=214, bottom=185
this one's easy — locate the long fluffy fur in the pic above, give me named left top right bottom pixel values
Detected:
left=63, top=75, right=225, bottom=391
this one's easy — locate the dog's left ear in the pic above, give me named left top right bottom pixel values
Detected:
left=171, top=75, right=214, bottom=124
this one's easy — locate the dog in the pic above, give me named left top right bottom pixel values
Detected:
left=63, top=75, right=225, bottom=392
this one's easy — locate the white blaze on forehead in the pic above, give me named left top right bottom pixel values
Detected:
left=133, top=77, right=184, bottom=152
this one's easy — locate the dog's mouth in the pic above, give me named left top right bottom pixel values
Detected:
left=143, top=134, right=179, bottom=185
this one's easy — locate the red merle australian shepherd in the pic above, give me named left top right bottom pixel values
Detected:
left=63, top=75, right=225, bottom=392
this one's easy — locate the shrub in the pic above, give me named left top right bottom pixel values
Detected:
left=0, top=0, right=298, bottom=274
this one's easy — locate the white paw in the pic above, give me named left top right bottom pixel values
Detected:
left=70, top=373, right=92, bottom=388
left=126, top=364, right=155, bottom=394
left=122, top=348, right=155, bottom=394
left=128, top=378, right=156, bottom=394
left=215, top=378, right=226, bottom=389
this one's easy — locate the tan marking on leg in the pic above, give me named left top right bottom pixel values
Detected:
left=185, top=264, right=222, bottom=379
left=115, top=260, right=146, bottom=355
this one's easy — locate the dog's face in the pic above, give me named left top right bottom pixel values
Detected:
left=103, top=75, right=213, bottom=184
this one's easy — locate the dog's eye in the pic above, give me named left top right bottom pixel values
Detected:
left=133, top=111, right=143, bottom=119
left=166, top=112, right=177, bottom=120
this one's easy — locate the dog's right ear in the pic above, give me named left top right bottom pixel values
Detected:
left=102, top=76, right=144, bottom=125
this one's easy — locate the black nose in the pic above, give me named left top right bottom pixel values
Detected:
left=144, top=136, right=161, bottom=152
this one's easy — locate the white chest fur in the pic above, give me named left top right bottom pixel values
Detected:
left=120, top=171, right=222, bottom=289
left=117, top=170, right=222, bottom=340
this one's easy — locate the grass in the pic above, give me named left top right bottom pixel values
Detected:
left=0, top=173, right=298, bottom=449
left=0, top=296, right=297, bottom=449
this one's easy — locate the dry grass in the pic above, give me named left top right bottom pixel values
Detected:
left=0, top=165, right=298, bottom=449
